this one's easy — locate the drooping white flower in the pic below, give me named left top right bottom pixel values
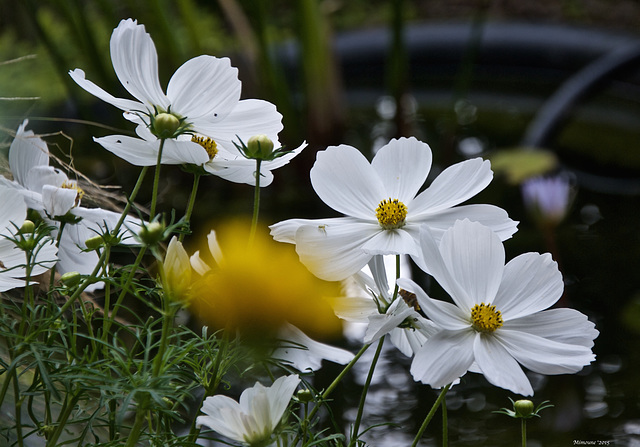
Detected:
left=337, top=255, right=437, bottom=357
left=0, top=186, right=57, bottom=291
left=0, top=121, right=142, bottom=291
left=197, top=374, right=300, bottom=445
left=70, top=18, right=289, bottom=185
left=399, top=219, right=598, bottom=396
left=272, top=323, right=354, bottom=372
left=270, top=137, right=518, bottom=281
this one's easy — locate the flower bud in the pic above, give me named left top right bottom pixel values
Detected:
left=138, top=221, right=165, bottom=246
left=85, top=235, right=104, bottom=250
left=152, top=113, right=181, bottom=139
left=60, top=271, right=81, bottom=288
left=247, top=134, right=274, bottom=159
left=514, top=399, right=535, bottom=418
left=297, top=389, right=313, bottom=403
left=19, top=220, right=35, bottom=234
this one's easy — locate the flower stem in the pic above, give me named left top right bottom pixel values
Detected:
left=249, top=159, right=262, bottom=243
left=180, top=171, right=202, bottom=242
left=349, top=337, right=385, bottom=446
left=442, top=393, right=448, bottom=447
left=291, top=343, right=371, bottom=446
left=411, top=383, right=451, bottom=447
left=521, top=418, right=527, bottom=447
left=150, top=138, right=166, bottom=219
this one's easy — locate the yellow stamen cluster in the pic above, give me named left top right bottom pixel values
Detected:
left=471, top=302, right=503, bottom=333
left=191, top=135, right=218, bottom=159
left=375, top=198, right=408, bottom=229
left=61, top=181, right=85, bottom=204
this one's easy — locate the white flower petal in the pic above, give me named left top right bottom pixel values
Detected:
left=496, top=329, right=596, bottom=375
left=293, top=219, right=380, bottom=281
left=504, top=308, right=598, bottom=347
left=94, top=135, right=162, bottom=166
left=274, top=324, right=354, bottom=371
left=24, top=165, right=68, bottom=195
left=9, top=121, right=50, bottom=187
left=362, top=228, right=418, bottom=257
left=270, top=217, right=346, bottom=244
left=160, top=139, right=210, bottom=165
left=411, top=158, right=493, bottom=215
left=438, top=220, right=504, bottom=306
left=371, top=137, right=432, bottom=202
left=412, top=204, right=518, bottom=242
left=332, top=295, right=377, bottom=322
left=196, top=99, right=283, bottom=152
left=0, top=186, right=27, bottom=231
left=410, top=226, right=474, bottom=309
left=363, top=299, right=415, bottom=344
left=197, top=394, right=246, bottom=441
left=410, top=329, right=476, bottom=388
left=473, top=334, right=534, bottom=396
left=397, top=278, right=470, bottom=330
left=167, top=55, right=240, bottom=120
left=310, top=145, right=385, bottom=220
left=42, top=186, right=77, bottom=217
left=110, top=19, right=169, bottom=109
left=495, top=252, right=563, bottom=320
left=69, top=69, right=143, bottom=112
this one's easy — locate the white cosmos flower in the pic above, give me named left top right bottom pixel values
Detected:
left=70, top=18, right=285, bottom=181
left=197, top=374, right=300, bottom=446
left=398, top=219, right=598, bottom=396
left=337, top=256, right=437, bottom=357
left=0, top=186, right=57, bottom=291
left=270, top=137, right=518, bottom=281
left=0, top=121, right=142, bottom=291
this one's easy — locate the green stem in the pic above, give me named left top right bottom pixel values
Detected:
left=180, top=171, right=202, bottom=242
left=125, top=395, right=149, bottom=447
left=48, top=221, right=66, bottom=292
left=24, top=167, right=148, bottom=345
left=411, top=384, right=451, bottom=447
left=349, top=337, right=385, bottom=446
left=521, top=418, right=527, bottom=447
left=249, top=159, right=262, bottom=243
left=291, top=343, right=371, bottom=446
left=442, top=393, right=448, bottom=447
left=150, top=139, right=166, bottom=219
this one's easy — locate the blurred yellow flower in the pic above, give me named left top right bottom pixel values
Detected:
left=190, top=221, right=343, bottom=339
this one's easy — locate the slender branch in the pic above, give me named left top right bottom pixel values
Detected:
left=180, top=172, right=202, bottom=242
left=249, top=159, right=262, bottom=243
left=150, top=139, right=166, bottom=219
left=411, top=384, right=452, bottom=447
left=349, top=337, right=385, bottom=446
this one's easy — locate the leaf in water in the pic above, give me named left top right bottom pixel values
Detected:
left=489, top=148, right=558, bottom=184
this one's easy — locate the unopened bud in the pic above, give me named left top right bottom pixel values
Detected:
left=60, top=271, right=81, bottom=288
left=152, top=113, right=181, bottom=139
left=19, top=220, right=35, bottom=234
left=514, top=399, right=535, bottom=418
left=85, top=235, right=104, bottom=250
left=138, top=221, right=165, bottom=246
left=247, top=134, right=274, bottom=159
left=297, top=389, right=313, bottom=403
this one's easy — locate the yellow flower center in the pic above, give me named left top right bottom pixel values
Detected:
left=375, top=198, right=407, bottom=229
left=471, top=302, right=503, bottom=333
left=61, top=181, right=84, bottom=204
left=191, top=135, right=218, bottom=159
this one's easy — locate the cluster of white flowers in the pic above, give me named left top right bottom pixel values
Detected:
left=0, top=17, right=598, bottom=446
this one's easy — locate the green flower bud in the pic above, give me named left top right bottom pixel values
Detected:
left=514, top=399, right=535, bottom=418
left=247, top=134, right=274, bottom=159
left=59, top=271, right=82, bottom=288
left=19, top=220, right=35, bottom=234
left=138, top=221, right=165, bottom=246
left=296, top=389, right=313, bottom=403
left=85, top=235, right=104, bottom=250
left=152, top=113, right=181, bottom=139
